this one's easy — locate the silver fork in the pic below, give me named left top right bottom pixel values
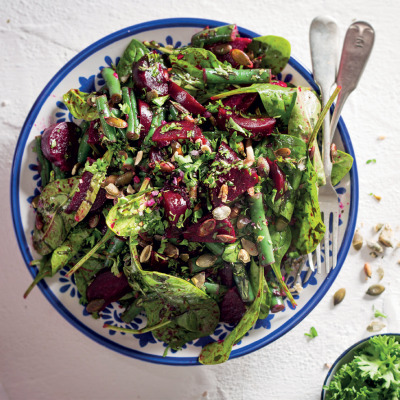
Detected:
left=309, top=16, right=339, bottom=273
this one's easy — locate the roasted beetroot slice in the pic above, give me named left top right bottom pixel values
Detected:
left=138, top=99, right=153, bottom=139
left=168, top=81, right=207, bottom=116
left=183, top=214, right=236, bottom=243
left=210, top=142, right=259, bottom=207
left=132, top=53, right=168, bottom=96
left=217, top=108, right=276, bottom=140
left=149, top=251, right=170, bottom=273
left=222, top=93, right=258, bottom=113
left=152, top=121, right=207, bottom=147
left=41, top=122, right=79, bottom=172
left=87, top=120, right=101, bottom=145
left=219, top=287, right=246, bottom=325
left=161, top=190, right=189, bottom=238
left=86, top=269, right=131, bottom=312
left=209, top=37, right=252, bottom=68
left=90, top=188, right=107, bottom=212
left=266, top=157, right=286, bottom=200
left=65, top=171, right=93, bottom=213
left=148, top=147, right=164, bottom=169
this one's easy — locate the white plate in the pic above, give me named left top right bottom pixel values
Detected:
left=11, top=18, right=358, bottom=365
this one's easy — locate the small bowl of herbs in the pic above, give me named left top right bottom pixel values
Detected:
left=322, top=334, right=400, bottom=399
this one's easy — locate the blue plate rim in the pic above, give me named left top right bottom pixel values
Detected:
left=10, top=17, right=359, bottom=366
left=320, top=333, right=400, bottom=399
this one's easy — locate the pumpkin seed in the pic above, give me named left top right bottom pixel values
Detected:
left=180, top=253, right=190, bottom=262
left=126, top=184, right=135, bottom=194
left=218, top=184, right=228, bottom=203
left=367, top=320, right=386, bottom=332
left=238, top=249, right=250, bottom=264
left=196, top=254, right=218, bottom=268
left=115, top=171, right=134, bottom=187
left=229, top=205, right=241, bottom=220
left=366, top=284, right=385, bottom=296
left=377, top=266, right=384, bottom=281
left=135, top=150, right=143, bottom=165
left=164, top=243, right=179, bottom=258
left=241, top=238, right=258, bottom=256
left=86, top=299, right=105, bottom=313
left=201, top=144, right=212, bottom=153
left=105, top=183, right=119, bottom=197
left=333, top=288, right=346, bottom=305
left=379, top=225, right=394, bottom=247
left=105, top=116, right=128, bottom=129
left=212, top=43, right=232, bottom=55
left=199, top=219, right=216, bottom=237
left=88, top=214, right=100, bottom=229
left=274, top=147, right=291, bottom=158
left=212, top=206, right=231, bottom=221
left=367, top=240, right=383, bottom=253
left=191, top=272, right=206, bottom=288
left=237, top=215, right=251, bottom=230
left=216, top=234, right=235, bottom=243
left=364, top=262, right=372, bottom=279
left=231, top=48, right=252, bottom=66
left=139, top=245, right=152, bottom=263
left=352, top=230, right=363, bottom=250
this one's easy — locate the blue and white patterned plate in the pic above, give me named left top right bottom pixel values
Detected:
left=11, top=18, right=358, bottom=365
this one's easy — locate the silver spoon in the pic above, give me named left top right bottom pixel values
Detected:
left=330, top=21, right=375, bottom=139
left=310, top=15, right=339, bottom=178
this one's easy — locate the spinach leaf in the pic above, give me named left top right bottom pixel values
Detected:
left=124, top=240, right=220, bottom=350
left=23, top=256, right=52, bottom=298
left=247, top=35, right=291, bottom=75
left=50, top=226, right=91, bottom=275
left=74, top=258, right=104, bottom=304
left=63, top=89, right=99, bottom=121
left=198, top=259, right=264, bottom=364
left=212, top=83, right=297, bottom=124
left=292, top=157, right=326, bottom=254
left=249, top=259, right=270, bottom=320
left=269, top=223, right=292, bottom=268
left=332, top=150, right=353, bottom=186
left=116, top=38, right=149, bottom=82
left=33, top=177, right=80, bottom=255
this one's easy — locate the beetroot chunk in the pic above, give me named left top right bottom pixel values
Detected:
left=219, top=287, right=246, bottom=325
left=152, top=121, right=208, bottom=147
left=217, top=108, right=276, bottom=140
left=183, top=214, right=236, bottom=243
left=132, top=53, right=168, bottom=96
left=222, top=93, right=258, bottom=113
left=209, top=142, right=259, bottom=207
left=41, top=122, right=79, bottom=171
left=138, top=99, right=153, bottom=139
left=86, top=269, right=131, bottom=312
left=168, top=81, right=207, bottom=116
left=161, top=190, right=189, bottom=238
left=266, top=157, right=286, bottom=200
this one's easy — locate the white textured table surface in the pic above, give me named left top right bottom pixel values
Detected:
left=1, top=1, right=400, bottom=399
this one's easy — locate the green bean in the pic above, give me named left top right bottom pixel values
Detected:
left=101, top=67, right=122, bottom=103
left=204, top=282, right=228, bottom=301
left=77, top=121, right=91, bottom=165
left=104, top=236, right=127, bottom=268
left=95, top=95, right=117, bottom=142
left=143, top=107, right=166, bottom=146
left=191, top=24, right=238, bottom=47
left=34, top=136, right=51, bottom=187
left=204, top=242, right=225, bottom=256
left=52, top=165, right=67, bottom=179
left=204, top=68, right=271, bottom=85
left=168, top=103, right=180, bottom=121
left=121, top=298, right=143, bottom=323
left=248, top=192, right=275, bottom=267
left=232, top=262, right=254, bottom=303
left=122, top=87, right=140, bottom=140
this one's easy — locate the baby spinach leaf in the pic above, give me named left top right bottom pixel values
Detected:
left=292, top=157, right=326, bottom=254
left=50, top=226, right=91, bottom=275
left=332, top=150, right=353, bottom=186
left=33, top=177, right=80, bottom=255
left=198, top=260, right=264, bottom=364
left=23, top=256, right=52, bottom=298
left=74, top=258, right=104, bottom=304
left=63, top=89, right=99, bottom=121
left=116, top=38, right=149, bottom=82
left=123, top=240, right=220, bottom=350
left=247, top=35, right=291, bottom=74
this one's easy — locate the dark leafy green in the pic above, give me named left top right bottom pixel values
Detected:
left=292, top=157, right=326, bottom=254
left=74, top=258, right=104, bottom=304
left=33, top=177, right=79, bottom=255
left=247, top=35, right=291, bottom=74
left=332, top=150, right=354, bottom=186
left=198, top=260, right=264, bottom=365
left=116, top=38, right=149, bottom=82
left=63, top=89, right=99, bottom=121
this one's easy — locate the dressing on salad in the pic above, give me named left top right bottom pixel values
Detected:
left=26, top=24, right=353, bottom=364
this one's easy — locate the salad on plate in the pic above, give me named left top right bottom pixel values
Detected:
left=25, top=24, right=353, bottom=364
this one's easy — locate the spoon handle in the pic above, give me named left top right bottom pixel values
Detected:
left=330, top=21, right=375, bottom=139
